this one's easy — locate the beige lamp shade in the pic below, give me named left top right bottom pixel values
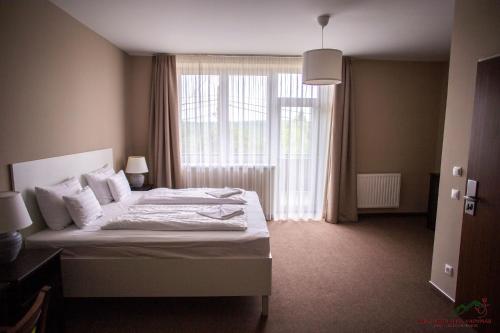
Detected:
left=0, top=191, right=32, bottom=233
left=125, top=156, right=149, bottom=174
left=302, top=49, right=343, bottom=85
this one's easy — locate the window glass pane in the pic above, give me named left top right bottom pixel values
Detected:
left=280, top=107, right=312, bottom=156
left=228, top=75, right=268, bottom=164
left=180, top=74, right=220, bottom=164
left=277, top=73, right=318, bottom=98
left=279, top=106, right=314, bottom=214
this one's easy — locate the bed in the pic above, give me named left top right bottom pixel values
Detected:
left=11, top=149, right=272, bottom=316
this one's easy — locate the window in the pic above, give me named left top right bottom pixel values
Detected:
left=177, top=56, right=332, bottom=220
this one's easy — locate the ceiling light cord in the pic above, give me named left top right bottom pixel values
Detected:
left=322, top=25, right=324, bottom=48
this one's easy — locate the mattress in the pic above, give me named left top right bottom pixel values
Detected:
left=26, top=191, right=270, bottom=259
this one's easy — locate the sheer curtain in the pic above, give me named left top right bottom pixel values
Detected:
left=177, top=55, right=333, bottom=220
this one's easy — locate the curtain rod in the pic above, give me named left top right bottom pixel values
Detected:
left=153, top=53, right=303, bottom=58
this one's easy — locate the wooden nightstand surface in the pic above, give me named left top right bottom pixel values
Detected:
left=131, top=184, right=154, bottom=191
left=0, top=248, right=63, bottom=283
left=0, top=248, right=64, bottom=331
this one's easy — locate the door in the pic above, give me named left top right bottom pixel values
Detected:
left=455, top=55, right=500, bottom=332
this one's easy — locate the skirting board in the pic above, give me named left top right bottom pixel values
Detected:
left=358, top=211, right=428, bottom=218
left=62, top=256, right=272, bottom=298
left=429, top=280, right=455, bottom=303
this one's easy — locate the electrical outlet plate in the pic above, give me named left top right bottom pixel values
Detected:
left=444, top=264, right=453, bottom=276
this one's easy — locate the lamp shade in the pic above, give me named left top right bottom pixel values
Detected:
left=0, top=192, right=32, bottom=233
left=302, top=49, right=343, bottom=85
left=125, top=156, right=149, bottom=174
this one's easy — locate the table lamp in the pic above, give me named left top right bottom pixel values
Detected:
left=125, top=156, right=149, bottom=188
left=0, top=191, right=32, bottom=263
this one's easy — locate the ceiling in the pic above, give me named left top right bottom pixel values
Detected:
left=50, top=0, right=454, bottom=61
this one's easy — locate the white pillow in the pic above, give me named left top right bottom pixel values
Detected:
left=84, top=164, right=115, bottom=204
left=63, top=186, right=103, bottom=228
left=107, top=170, right=131, bottom=201
left=35, top=177, right=82, bottom=230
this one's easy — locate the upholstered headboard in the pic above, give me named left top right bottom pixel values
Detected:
left=10, top=148, right=113, bottom=234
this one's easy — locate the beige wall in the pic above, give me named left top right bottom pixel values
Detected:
left=0, top=1, right=128, bottom=191
left=430, top=0, right=500, bottom=300
left=353, top=60, right=448, bottom=213
left=126, top=56, right=152, bottom=157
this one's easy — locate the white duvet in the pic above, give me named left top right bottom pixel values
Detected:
left=139, top=188, right=247, bottom=205
left=102, top=204, right=247, bottom=231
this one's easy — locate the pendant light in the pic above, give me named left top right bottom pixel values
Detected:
left=302, top=14, right=343, bottom=85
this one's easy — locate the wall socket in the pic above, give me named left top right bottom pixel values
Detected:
left=444, top=264, right=454, bottom=276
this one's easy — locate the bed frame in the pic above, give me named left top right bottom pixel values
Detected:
left=11, top=149, right=272, bottom=316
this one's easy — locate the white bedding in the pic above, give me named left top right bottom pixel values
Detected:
left=140, top=187, right=247, bottom=205
left=26, top=191, right=270, bottom=259
left=103, top=204, right=247, bottom=231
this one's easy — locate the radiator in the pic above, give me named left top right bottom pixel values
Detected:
left=357, top=173, right=401, bottom=208
left=182, top=165, right=275, bottom=220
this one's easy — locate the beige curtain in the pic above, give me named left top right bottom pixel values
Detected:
left=148, top=54, right=182, bottom=188
left=323, top=57, right=358, bottom=223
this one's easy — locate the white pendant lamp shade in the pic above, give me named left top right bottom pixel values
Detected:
left=302, top=14, right=343, bottom=85
left=303, top=48, right=343, bottom=85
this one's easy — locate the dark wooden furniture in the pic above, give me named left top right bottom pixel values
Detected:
left=426, top=173, right=440, bottom=230
left=0, top=286, right=51, bottom=333
left=131, top=184, right=154, bottom=191
left=0, top=249, right=63, bottom=333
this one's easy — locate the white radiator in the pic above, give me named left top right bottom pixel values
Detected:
left=357, top=173, right=401, bottom=208
left=182, top=165, right=275, bottom=220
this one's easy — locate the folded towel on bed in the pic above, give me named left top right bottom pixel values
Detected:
left=205, top=187, right=243, bottom=198
left=197, top=205, right=244, bottom=220
left=102, top=205, right=247, bottom=231
left=140, top=188, right=247, bottom=205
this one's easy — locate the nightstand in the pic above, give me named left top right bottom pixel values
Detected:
left=0, top=248, right=64, bottom=332
left=131, top=184, right=154, bottom=191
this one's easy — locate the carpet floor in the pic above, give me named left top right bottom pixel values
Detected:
left=65, top=216, right=474, bottom=333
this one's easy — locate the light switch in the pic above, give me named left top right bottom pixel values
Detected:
left=451, top=189, right=460, bottom=200
left=466, top=179, right=477, bottom=197
left=453, top=166, right=462, bottom=177
left=444, top=264, right=454, bottom=276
